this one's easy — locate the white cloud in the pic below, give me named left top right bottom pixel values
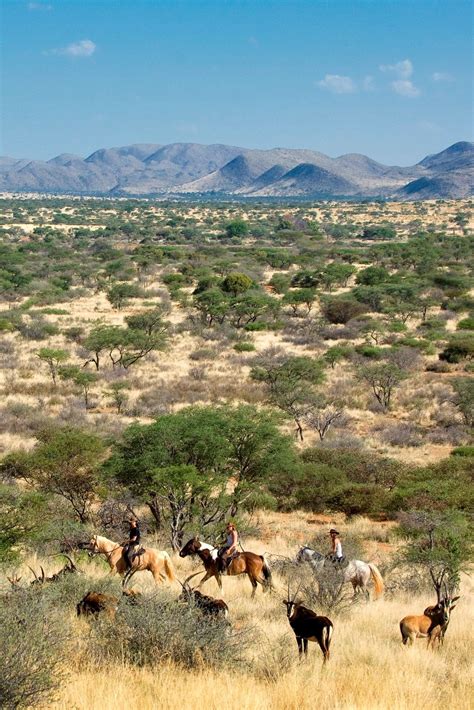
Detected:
left=432, top=71, right=454, bottom=82
left=317, top=74, right=357, bottom=94
left=28, top=2, right=52, bottom=9
left=391, top=79, right=420, bottom=97
left=362, top=75, right=375, bottom=91
left=380, top=59, right=413, bottom=78
left=48, top=39, right=96, bottom=57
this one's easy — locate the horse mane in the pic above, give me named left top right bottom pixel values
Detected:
left=94, top=534, right=120, bottom=547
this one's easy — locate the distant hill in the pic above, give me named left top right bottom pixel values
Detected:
left=0, top=141, right=472, bottom=199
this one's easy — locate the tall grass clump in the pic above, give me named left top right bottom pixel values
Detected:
left=0, top=589, right=70, bottom=709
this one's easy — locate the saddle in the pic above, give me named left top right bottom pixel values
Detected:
left=225, top=550, right=240, bottom=568
left=131, top=547, right=146, bottom=562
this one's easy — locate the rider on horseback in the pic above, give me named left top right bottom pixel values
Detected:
left=123, top=517, right=141, bottom=570
left=217, top=522, right=238, bottom=574
left=329, top=529, right=344, bottom=564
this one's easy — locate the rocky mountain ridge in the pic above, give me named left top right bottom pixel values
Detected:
left=1, top=141, right=472, bottom=199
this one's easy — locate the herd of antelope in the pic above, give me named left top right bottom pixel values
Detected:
left=5, top=533, right=460, bottom=664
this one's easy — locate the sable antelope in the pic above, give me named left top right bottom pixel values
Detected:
left=76, top=591, right=120, bottom=619
left=296, top=545, right=384, bottom=599
left=29, top=555, right=79, bottom=585
left=6, top=573, right=22, bottom=590
left=80, top=535, right=176, bottom=587
left=179, top=536, right=272, bottom=597
left=400, top=595, right=459, bottom=647
left=76, top=588, right=142, bottom=619
left=178, top=576, right=229, bottom=619
left=283, top=583, right=333, bottom=663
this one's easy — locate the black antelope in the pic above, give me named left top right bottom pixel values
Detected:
left=178, top=578, right=229, bottom=620
left=399, top=595, right=459, bottom=647
left=283, top=584, right=333, bottom=663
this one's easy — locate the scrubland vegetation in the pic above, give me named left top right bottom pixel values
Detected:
left=0, top=195, right=472, bottom=709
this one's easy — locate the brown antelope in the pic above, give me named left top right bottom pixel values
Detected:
left=283, top=584, right=333, bottom=663
left=178, top=576, right=229, bottom=619
left=179, top=536, right=272, bottom=597
left=399, top=595, right=460, bottom=647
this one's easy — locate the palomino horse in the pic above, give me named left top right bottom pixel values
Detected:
left=296, top=545, right=384, bottom=600
left=84, top=534, right=176, bottom=586
left=180, top=536, right=272, bottom=597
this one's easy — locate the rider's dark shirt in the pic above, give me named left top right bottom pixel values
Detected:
left=129, top=524, right=140, bottom=545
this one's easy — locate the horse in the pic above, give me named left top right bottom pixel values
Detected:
left=179, top=536, right=272, bottom=598
left=83, top=534, right=176, bottom=586
left=296, top=545, right=384, bottom=600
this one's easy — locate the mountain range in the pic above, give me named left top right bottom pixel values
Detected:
left=0, top=141, right=472, bottom=200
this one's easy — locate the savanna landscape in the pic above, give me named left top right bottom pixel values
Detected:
left=0, top=195, right=473, bottom=709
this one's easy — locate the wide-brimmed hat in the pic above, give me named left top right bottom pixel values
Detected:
left=329, top=529, right=339, bottom=535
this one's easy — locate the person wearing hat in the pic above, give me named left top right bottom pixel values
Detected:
left=329, top=529, right=344, bottom=563
left=123, top=517, right=141, bottom=571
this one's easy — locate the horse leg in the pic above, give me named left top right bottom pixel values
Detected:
left=248, top=573, right=258, bottom=598
left=303, top=638, right=308, bottom=657
left=197, top=570, right=214, bottom=590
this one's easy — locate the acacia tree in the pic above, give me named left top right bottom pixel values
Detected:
left=7, top=428, right=105, bottom=523
left=251, top=350, right=325, bottom=440
left=398, top=509, right=472, bottom=599
left=37, top=348, right=69, bottom=386
left=357, top=362, right=407, bottom=410
left=105, top=405, right=296, bottom=548
left=305, top=396, right=345, bottom=440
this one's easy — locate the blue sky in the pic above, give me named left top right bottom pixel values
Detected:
left=2, top=0, right=472, bottom=164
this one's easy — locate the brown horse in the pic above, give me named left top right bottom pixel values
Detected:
left=85, top=534, right=176, bottom=586
left=179, top=536, right=272, bottom=597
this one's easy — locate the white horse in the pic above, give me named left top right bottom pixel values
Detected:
left=296, top=545, right=384, bottom=599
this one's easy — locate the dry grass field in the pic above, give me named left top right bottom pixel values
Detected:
left=55, top=521, right=473, bottom=710
left=3, top=512, right=471, bottom=710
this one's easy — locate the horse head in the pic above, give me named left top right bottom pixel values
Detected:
left=179, top=537, right=200, bottom=558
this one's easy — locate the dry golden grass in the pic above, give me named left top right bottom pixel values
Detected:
left=52, top=559, right=473, bottom=710
left=3, top=512, right=468, bottom=710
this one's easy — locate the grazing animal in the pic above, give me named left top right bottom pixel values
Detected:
left=81, top=535, right=176, bottom=586
left=76, top=591, right=120, bottom=619
left=29, top=555, right=79, bottom=586
left=400, top=596, right=459, bottom=647
left=283, top=584, right=333, bottom=663
left=296, top=545, right=384, bottom=599
left=178, top=578, right=229, bottom=619
left=179, top=536, right=272, bottom=597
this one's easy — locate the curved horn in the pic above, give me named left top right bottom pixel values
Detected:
left=183, top=570, right=205, bottom=587
left=63, top=554, right=77, bottom=570
left=28, top=565, right=40, bottom=583
left=292, top=582, right=301, bottom=603
left=40, top=566, right=46, bottom=583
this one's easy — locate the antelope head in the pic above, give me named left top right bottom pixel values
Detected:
left=283, top=580, right=301, bottom=618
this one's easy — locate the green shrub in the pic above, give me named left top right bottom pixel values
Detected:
left=234, top=342, right=255, bottom=352
left=457, top=317, right=474, bottom=331
left=354, top=344, right=382, bottom=359
left=451, top=446, right=474, bottom=458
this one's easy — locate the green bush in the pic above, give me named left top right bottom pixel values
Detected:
left=354, top=344, right=383, bottom=359
left=451, top=446, right=474, bottom=458
left=457, top=317, right=474, bottom=331
left=234, top=342, right=255, bottom=352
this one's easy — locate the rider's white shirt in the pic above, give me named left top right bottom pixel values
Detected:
left=335, top=541, right=343, bottom=558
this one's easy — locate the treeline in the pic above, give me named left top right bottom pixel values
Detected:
left=1, top=404, right=472, bottom=559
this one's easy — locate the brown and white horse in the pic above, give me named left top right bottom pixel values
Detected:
left=84, top=534, right=176, bottom=586
left=179, top=536, right=272, bottom=597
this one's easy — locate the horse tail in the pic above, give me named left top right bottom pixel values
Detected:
left=163, top=552, right=176, bottom=582
left=260, top=555, right=273, bottom=592
left=368, top=563, right=384, bottom=598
